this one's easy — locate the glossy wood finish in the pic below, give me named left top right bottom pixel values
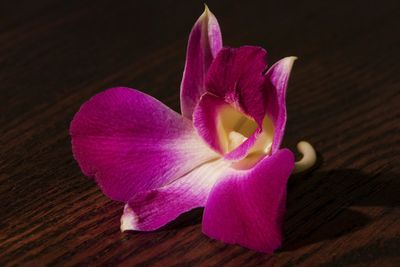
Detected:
left=1, top=1, right=399, bottom=266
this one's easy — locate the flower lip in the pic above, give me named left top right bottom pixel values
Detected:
left=191, top=46, right=276, bottom=162
left=205, top=46, right=268, bottom=125
left=193, top=91, right=274, bottom=164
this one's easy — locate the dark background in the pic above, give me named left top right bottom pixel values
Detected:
left=1, top=0, right=399, bottom=266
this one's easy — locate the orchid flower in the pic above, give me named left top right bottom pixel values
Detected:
left=70, top=6, right=316, bottom=253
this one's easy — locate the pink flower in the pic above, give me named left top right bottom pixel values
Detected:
left=70, top=6, right=316, bottom=253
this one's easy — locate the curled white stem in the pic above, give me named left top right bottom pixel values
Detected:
left=294, top=141, right=316, bottom=173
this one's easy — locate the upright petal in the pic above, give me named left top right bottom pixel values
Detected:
left=121, top=159, right=230, bottom=231
left=180, top=6, right=222, bottom=119
left=264, top=57, right=297, bottom=153
left=70, top=87, right=218, bottom=202
left=202, top=149, right=295, bottom=253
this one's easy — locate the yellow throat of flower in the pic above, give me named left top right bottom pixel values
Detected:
left=215, top=103, right=316, bottom=172
left=216, top=104, right=274, bottom=169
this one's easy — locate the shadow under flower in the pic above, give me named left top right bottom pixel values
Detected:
left=158, top=208, right=204, bottom=231
left=282, top=160, right=399, bottom=251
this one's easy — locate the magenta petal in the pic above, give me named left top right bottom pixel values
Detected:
left=180, top=6, right=222, bottom=120
left=121, top=160, right=229, bottom=231
left=205, top=46, right=268, bottom=124
left=264, top=57, right=297, bottom=153
left=70, top=87, right=218, bottom=202
left=202, top=149, right=295, bottom=253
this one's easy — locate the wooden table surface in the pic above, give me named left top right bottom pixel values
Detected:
left=1, top=1, right=399, bottom=266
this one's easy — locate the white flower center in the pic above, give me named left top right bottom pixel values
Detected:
left=216, top=104, right=274, bottom=169
left=228, top=131, right=247, bottom=151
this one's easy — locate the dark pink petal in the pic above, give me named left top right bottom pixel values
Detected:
left=121, top=159, right=229, bottom=231
left=193, top=93, right=263, bottom=160
left=192, top=93, right=228, bottom=154
left=202, top=149, right=295, bottom=253
left=180, top=6, right=222, bottom=120
left=70, top=87, right=218, bottom=202
left=264, top=57, right=297, bottom=153
left=193, top=92, right=271, bottom=161
left=205, top=46, right=268, bottom=124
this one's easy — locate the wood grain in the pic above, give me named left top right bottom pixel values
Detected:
left=1, top=0, right=399, bottom=266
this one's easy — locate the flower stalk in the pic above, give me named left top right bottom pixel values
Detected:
left=294, top=141, right=317, bottom=173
